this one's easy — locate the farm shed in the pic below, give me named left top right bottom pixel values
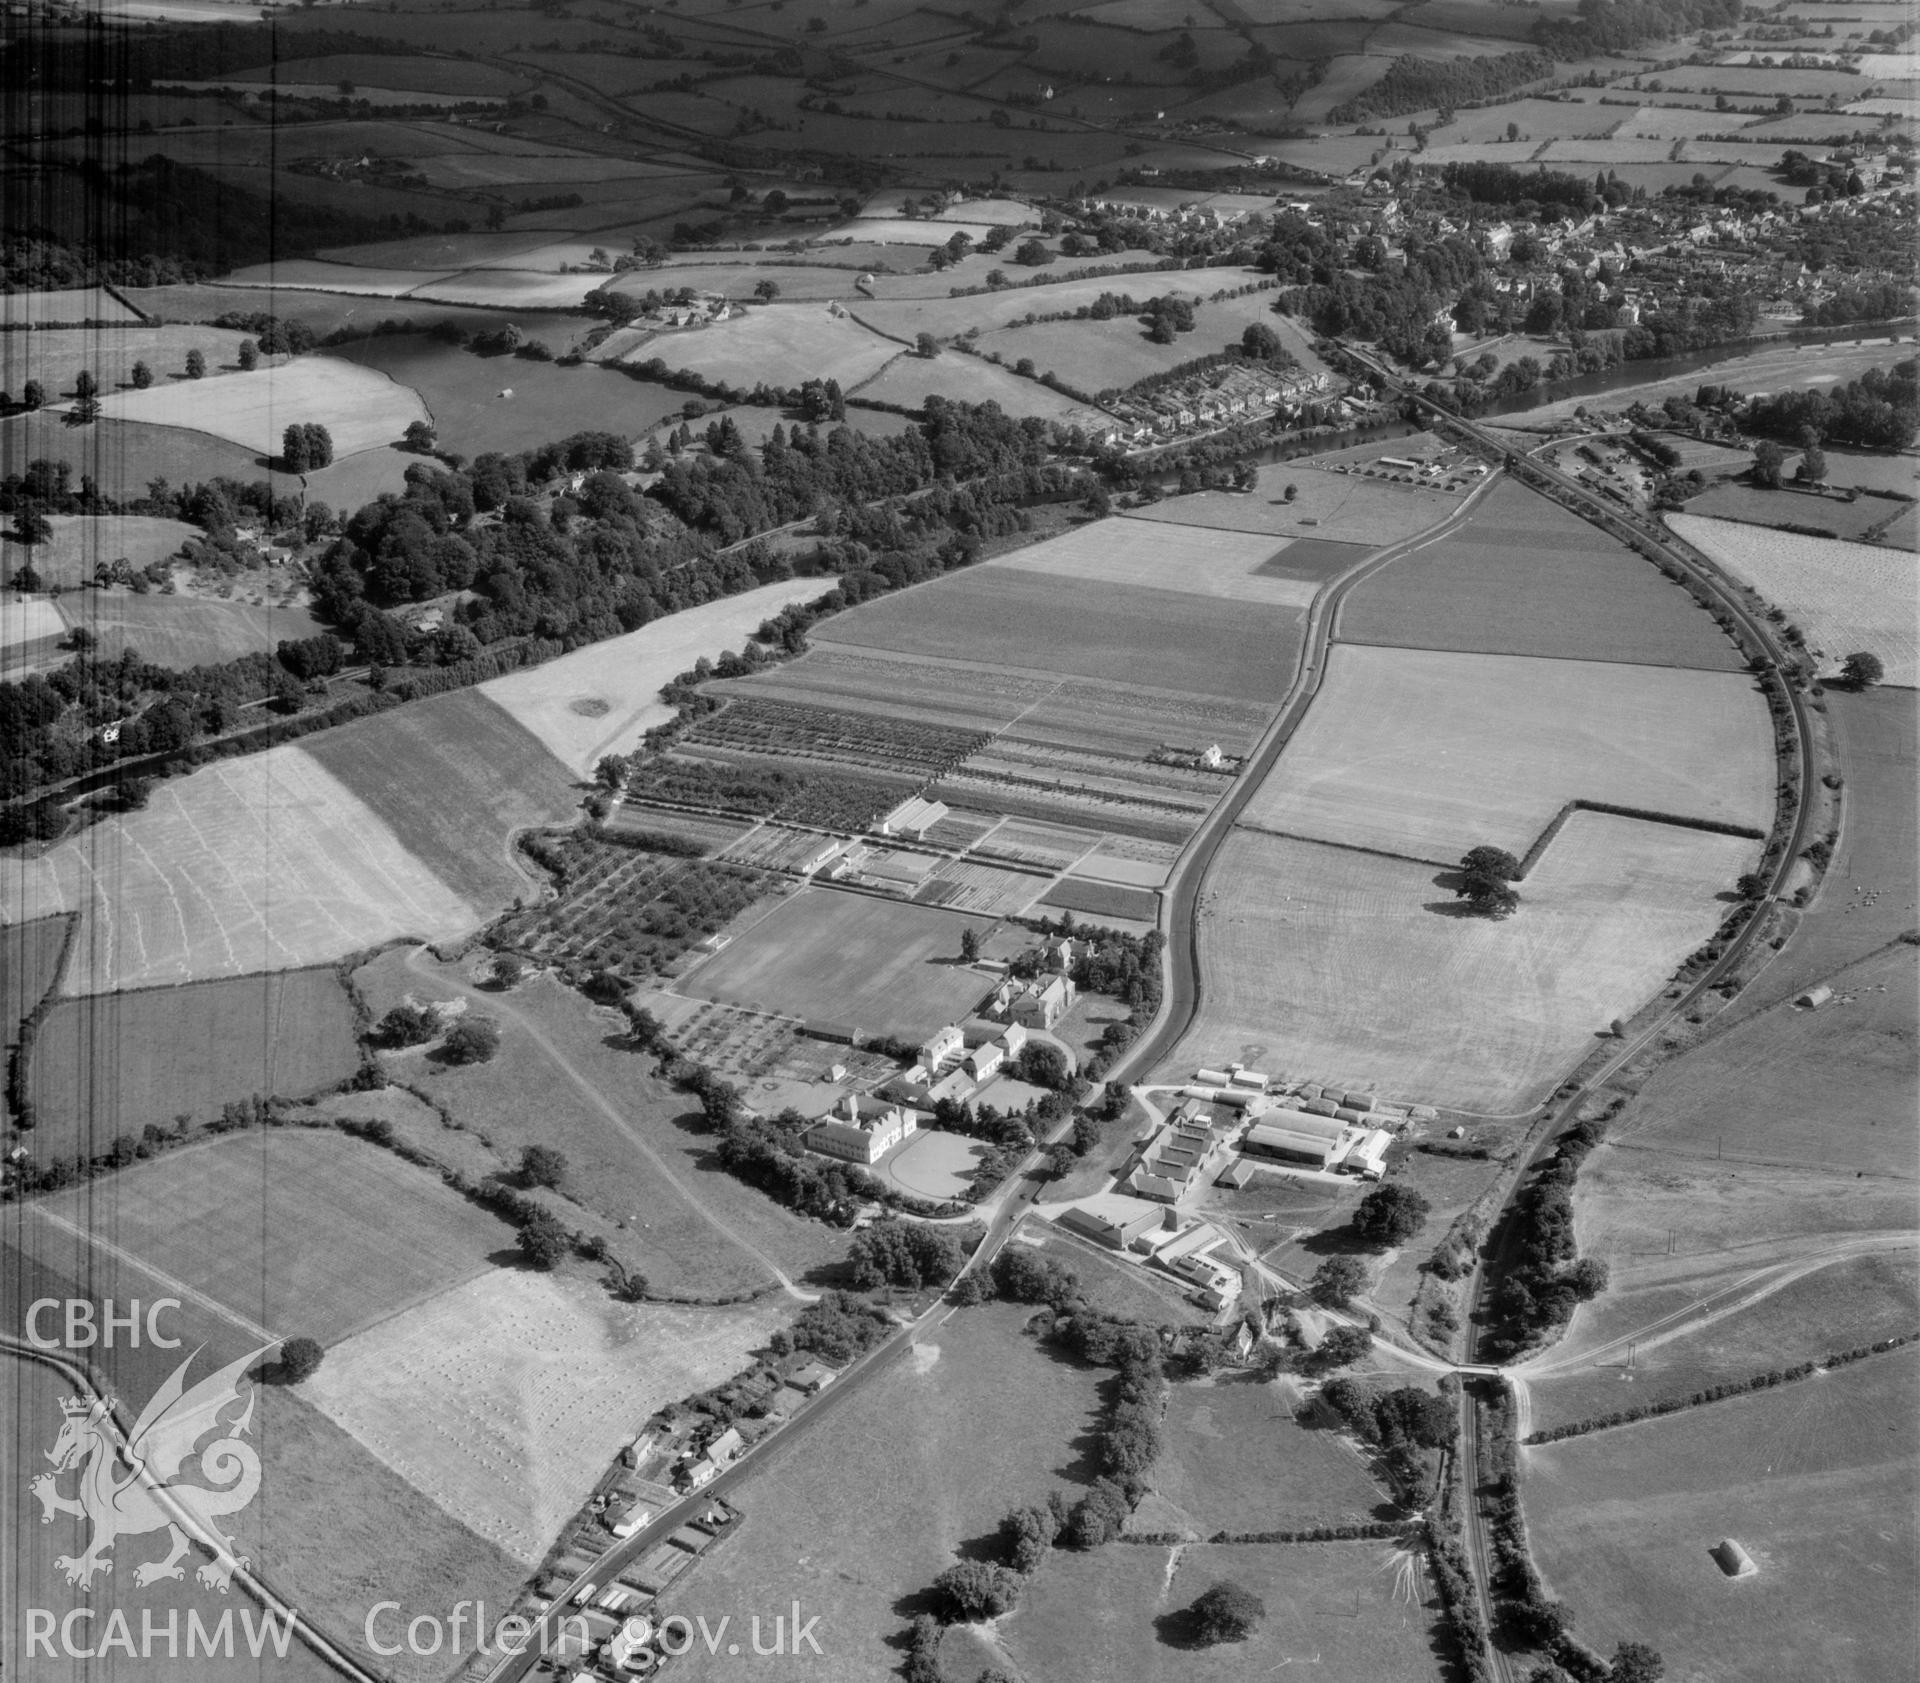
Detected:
left=1341, top=1091, right=1374, bottom=1111
left=1194, top=1066, right=1232, bottom=1086
left=1797, top=984, right=1834, bottom=1009
left=1244, top=1108, right=1345, bottom=1169
left=1303, top=1098, right=1341, bottom=1117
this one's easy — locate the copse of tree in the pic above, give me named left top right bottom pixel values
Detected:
left=439, top=1016, right=501, bottom=1065
left=1352, top=1181, right=1431, bottom=1248
left=237, top=340, right=258, bottom=372
left=520, top=1144, right=567, bottom=1188
left=185, top=348, right=205, bottom=379
left=934, top=1560, right=1023, bottom=1621
left=1307, top=1323, right=1373, bottom=1373
left=517, top=1208, right=569, bottom=1270
left=991, top=1245, right=1081, bottom=1308
left=770, top=1290, right=893, bottom=1363
left=130, top=361, right=153, bottom=389
left=846, top=1219, right=963, bottom=1290
left=371, top=1003, right=437, bottom=1048
left=281, top=423, right=335, bottom=473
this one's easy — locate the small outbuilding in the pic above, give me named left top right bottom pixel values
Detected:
left=1797, top=984, right=1833, bottom=1009
left=1711, top=1538, right=1758, bottom=1578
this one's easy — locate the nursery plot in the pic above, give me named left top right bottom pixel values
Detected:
left=989, top=516, right=1314, bottom=607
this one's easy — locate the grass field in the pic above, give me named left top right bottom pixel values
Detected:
left=29, top=967, right=359, bottom=1154
left=1610, top=945, right=1917, bottom=1179
left=1240, top=644, right=1775, bottom=862
left=479, top=580, right=830, bottom=776
left=989, top=516, right=1311, bottom=607
left=1171, top=819, right=1759, bottom=1112
left=1130, top=457, right=1462, bottom=547
left=57, top=591, right=326, bottom=669
left=1680, top=480, right=1903, bottom=545
left=1039, top=876, right=1159, bottom=922
left=304, top=688, right=580, bottom=911
left=84, top=354, right=431, bottom=459
left=849, top=268, right=1273, bottom=341
left=0, top=914, right=71, bottom=1123
left=666, top=1302, right=1107, bottom=1683
left=1145, top=1373, right=1389, bottom=1536
left=1741, top=687, right=1918, bottom=1013
left=1526, top=1347, right=1919, bottom=1683
left=8, top=745, right=479, bottom=996
left=679, top=886, right=998, bottom=1039
left=0, top=597, right=65, bottom=669
left=0, top=286, right=141, bottom=326
left=1668, top=513, right=1919, bottom=687
left=1000, top=1538, right=1443, bottom=1683
left=817, top=567, right=1303, bottom=704
left=329, top=333, right=695, bottom=457
left=24, top=1127, right=508, bottom=1343
left=359, top=953, right=849, bottom=1295
left=306, top=1268, right=782, bottom=1565
left=647, top=304, right=900, bottom=391
left=1340, top=478, right=1745, bottom=670
left=0, top=513, right=200, bottom=589
left=852, top=349, right=1110, bottom=423
left=0, top=323, right=254, bottom=399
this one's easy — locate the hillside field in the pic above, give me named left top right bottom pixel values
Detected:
left=1240, top=644, right=1775, bottom=863
left=1339, top=478, right=1744, bottom=670
left=84, top=355, right=431, bottom=458
left=1129, top=457, right=1466, bottom=547
left=1526, top=1347, right=1919, bottom=1683
left=57, top=592, right=326, bottom=669
left=478, top=579, right=834, bottom=775
left=0, top=513, right=199, bottom=589
left=28, top=967, right=359, bottom=1154
left=1172, top=819, right=1758, bottom=1111
left=20, top=1127, right=509, bottom=1343
left=646, top=304, right=901, bottom=391
left=7, top=746, right=478, bottom=995
left=990, top=515, right=1312, bottom=607
left=304, top=688, right=580, bottom=911
left=1669, top=513, right=1919, bottom=687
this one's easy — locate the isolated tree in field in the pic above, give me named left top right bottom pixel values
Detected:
left=1840, top=650, right=1884, bottom=689
left=68, top=392, right=100, bottom=426
left=521, top=1144, right=567, bottom=1188
left=130, top=361, right=153, bottom=390
left=403, top=419, right=436, bottom=453
left=12, top=508, right=52, bottom=550
left=1283, top=482, right=1298, bottom=502
left=281, top=423, right=335, bottom=473
left=66, top=624, right=96, bottom=653
left=21, top=379, right=45, bottom=410
left=753, top=278, right=779, bottom=301
left=1461, top=845, right=1521, bottom=881
left=762, top=189, right=789, bottom=215
left=276, top=1336, right=324, bottom=1383
left=1190, top=1580, right=1265, bottom=1645
left=1352, top=1182, right=1431, bottom=1248
left=237, top=340, right=258, bottom=372
left=492, top=952, right=529, bottom=989
left=185, top=348, right=206, bottom=379
left=517, top=1209, right=569, bottom=1271
left=916, top=330, right=940, bottom=358
left=1309, top=1254, right=1368, bottom=1309
left=440, top=1016, right=501, bottom=1065
left=1014, top=237, right=1054, bottom=266
left=1310, top=1323, right=1373, bottom=1372
left=73, top=370, right=97, bottom=400
left=960, top=926, right=982, bottom=962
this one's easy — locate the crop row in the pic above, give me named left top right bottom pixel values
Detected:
left=626, top=751, right=912, bottom=833
left=683, top=698, right=989, bottom=778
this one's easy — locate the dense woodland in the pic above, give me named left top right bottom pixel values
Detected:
left=1738, top=360, right=1918, bottom=449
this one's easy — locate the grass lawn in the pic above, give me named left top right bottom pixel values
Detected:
left=1241, top=643, right=1775, bottom=863
left=1339, top=477, right=1744, bottom=670
left=56, top=591, right=325, bottom=669
left=1668, top=513, right=1920, bottom=687
left=304, top=687, right=580, bottom=913
left=329, top=332, right=696, bottom=457
left=25, top=1126, right=508, bottom=1343
left=678, top=886, right=1001, bottom=1041
left=10, top=745, right=478, bottom=995
left=28, top=967, right=359, bottom=1154
left=0, top=513, right=199, bottom=589
left=305, top=1268, right=782, bottom=1568
left=478, top=579, right=834, bottom=776
left=817, top=566, right=1304, bottom=704
left=1171, top=820, right=1758, bottom=1113
left=84, top=354, right=430, bottom=458
left=359, top=952, right=848, bottom=1295
left=1148, top=1373, right=1391, bottom=1534
left=0, top=285, right=141, bottom=326
left=665, top=1302, right=1108, bottom=1683
left=1000, top=1538, right=1444, bottom=1683
left=1525, top=1346, right=1919, bottom=1683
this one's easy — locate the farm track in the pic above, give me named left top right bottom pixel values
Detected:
left=401, top=946, right=813, bottom=1302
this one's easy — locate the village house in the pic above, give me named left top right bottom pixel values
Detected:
left=988, top=972, right=1076, bottom=1030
